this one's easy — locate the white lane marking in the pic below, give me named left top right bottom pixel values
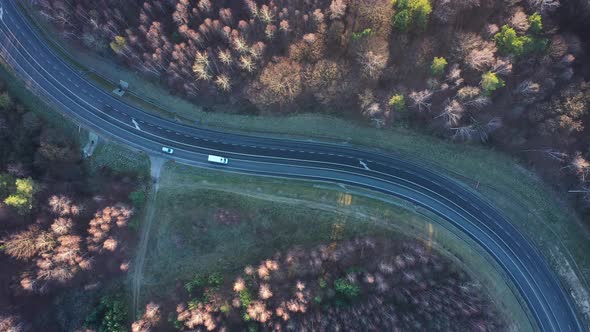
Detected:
left=359, top=160, right=370, bottom=171
left=0, top=7, right=4, bottom=21
left=131, top=118, right=141, bottom=131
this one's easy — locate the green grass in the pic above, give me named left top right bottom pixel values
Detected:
left=138, top=163, right=533, bottom=331
left=86, top=141, right=150, bottom=177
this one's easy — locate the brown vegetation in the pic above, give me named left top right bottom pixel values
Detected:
left=169, top=237, right=501, bottom=331
left=5, top=198, right=133, bottom=294
left=132, top=302, right=161, bottom=332
left=0, top=81, right=143, bottom=330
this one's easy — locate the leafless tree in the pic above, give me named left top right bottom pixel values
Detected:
left=409, top=90, right=433, bottom=112
left=517, top=80, right=541, bottom=97
left=463, top=96, right=491, bottom=110
left=523, top=148, right=568, bottom=162
left=51, top=217, right=73, bottom=235
left=436, top=99, right=464, bottom=127
left=433, top=0, right=481, bottom=23
left=239, top=55, right=256, bottom=73
left=465, top=47, right=495, bottom=71
left=453, top=117, right=501, bottom=142
left=217, top=49, right=233, bottom=66
left=132, top=302, right=161, bottom=332
left=330, top=0, right=348, bottom=20
left=492, top=58, right=513, bottom=76
left=527, top=0, right=560, bottom=14
left=510, top=8, right=530, bottom=33
left=4, top=227, right=39, bottom=260
left=565, top=153, right=590, bottom=181
left=357, top=50, right=387, bottom=79
left=215, top=75, right=231, bottom=91
left=0, top=315, right=26, bottom=332
left=457, top=86, right=481, bottom=100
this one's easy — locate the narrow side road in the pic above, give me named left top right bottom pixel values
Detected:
left=131, top=157, right=165, bottom=315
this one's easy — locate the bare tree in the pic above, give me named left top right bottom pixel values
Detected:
left=132, top=302, right=161, bottom=332
left=453, top=117, right=501, bottom=142
left=527, top=0, right=560, bottom=14
left=510, top=8, right=530, bottom=33
left=4, top=227, right=39, bottom=260
left=517, top=80, right=541, bottom=96
left=239, top=55, right=256, bottom=73
left=566, top=153, right=590, bottom=181
left=217, top=49, right=233, bottom=66
left=409, top=90, right=433, bottom=112
left=492, top=58, right=513, bottom=76
left=214, top=75, right=231, bottom=91
left=357, top=50, right=387, bottom=79
left=436, top=99, right=464, bottom=128
left=0, top=315, right=26, bottom=332
left=523, top=148, right=568, bottom=162
left=465, top=47, right=495, bottom=71
left=433, top=0, right=481, bottom=23
left=330, top=0, right=348, bottom=20
left=463, top=96, right=491, bottom=110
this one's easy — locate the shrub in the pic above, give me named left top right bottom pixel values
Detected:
left=392, top=0, right=432, bottom=31
left=185, top=273, right=207, bottom=293
left=0, top=92, right=12, bottom=110
left=351, top=28, right=372, bottom=41
left=84, top=294, right=128, bottom=332
left=4, top=178, right=37, bottom=215
left=388, top=94, right=406, bottom=112
left=494, top=25, right=528, bottom=56
left=494, top=25, right=546, bottom=56
left=239, top=289, right=253, bottom=308
left=208, top=272, right=224, bottom=288
left=481, top=72, right=505, bottom=95
left=334, top=278, right=360, bottom=299
left=220, top=303, right=231, bottom=314
left=109, top=36, right=127, bottom=54
left=393, top=8, right=411, bottom=31
left=430, top=57, right=448, bottom=76
left=528, top=13, right=543, bottom=34
left=0, top=173, right=15, bottom=199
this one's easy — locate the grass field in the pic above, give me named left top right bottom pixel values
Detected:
left=136, top=163, right=533, bottom=331
left=85, top=141, right=150, bottom=178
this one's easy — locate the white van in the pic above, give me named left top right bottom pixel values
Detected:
left=208, top=155, right=229, bottom=164
left=161, top=147, right=174, bottom=154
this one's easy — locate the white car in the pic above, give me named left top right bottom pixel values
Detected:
left=161, top=146, right=174, bottom=154
left=208, top=155, right=229, bottom=164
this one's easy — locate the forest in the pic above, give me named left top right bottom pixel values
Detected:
left=34, top=0, right=590, bottom=218
left=168, top=237, right=501, bottom=331
left=0, top=81, right=144, bottom=331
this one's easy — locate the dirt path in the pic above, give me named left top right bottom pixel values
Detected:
left=131, top=156, right=165, bottom=315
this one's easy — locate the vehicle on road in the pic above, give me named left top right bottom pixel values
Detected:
left=208, top=155, right=229, bottom=164
left=161, top=146, right=174, bottom=154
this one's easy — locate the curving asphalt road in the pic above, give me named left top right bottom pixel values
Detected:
left=0, top=0, right=584, bottom=330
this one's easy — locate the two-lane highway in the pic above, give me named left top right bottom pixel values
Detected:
left=0, top=0, right=584, bottom=330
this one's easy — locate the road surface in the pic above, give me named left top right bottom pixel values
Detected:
left=0, top=0, right=583, bottom=330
